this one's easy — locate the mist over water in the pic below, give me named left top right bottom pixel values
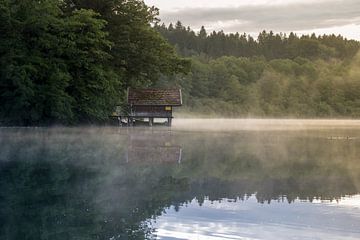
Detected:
left=1, top=119, right=360, bottom=240
left=173, top=118, right=360, bottom=131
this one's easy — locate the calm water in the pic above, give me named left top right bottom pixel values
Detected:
left=1, top=120, right=360, bottom=240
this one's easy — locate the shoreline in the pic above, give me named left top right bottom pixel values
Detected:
left=2, top=119, right=360, bottom=131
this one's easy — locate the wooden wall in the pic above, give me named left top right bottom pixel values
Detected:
left=131, top=106, right=173, bottom=118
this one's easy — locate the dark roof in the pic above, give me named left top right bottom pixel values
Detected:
left=128, top=88, right=182, bottom=106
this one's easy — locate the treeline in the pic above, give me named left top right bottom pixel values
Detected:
left=154, top=22, right=360, bottom=117
left=155, top=21, right=360, bottom=60
left=157, top=54, right=360, bottom=117
left=0, top=0, right=189, bottom=126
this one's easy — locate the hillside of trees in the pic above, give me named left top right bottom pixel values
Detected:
left=155, top=21, right=360, bottom=60
left=155, top=22, right=360, bottom=117
left=2, top=1, right=360, bottom=126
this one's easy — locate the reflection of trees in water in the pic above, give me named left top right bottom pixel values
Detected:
left=0, top=128, right=360, bottom=239
left=177, top=131, right=360, bottom=204
left=0, top=158, right=188, bottom=239
left=0, top=129, right=161, bottom=240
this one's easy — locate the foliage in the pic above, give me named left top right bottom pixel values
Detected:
left=158, top=54, right=360, bottom=117
left=2, top=1, right=360, bottom=124
left=0, top=0, right=188, bottom=126
left=62, top=0, right=190, bottom=88
left=0, top=0, right=119, bottom=125
left=154, top=22, right=360, bottom=118
left=156, top=22, right=360, bottom=60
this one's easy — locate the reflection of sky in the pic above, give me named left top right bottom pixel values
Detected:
left=153, top=195, right=360, bottom=240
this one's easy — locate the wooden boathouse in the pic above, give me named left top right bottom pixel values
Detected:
left=115, top=88, right=182, bottom=126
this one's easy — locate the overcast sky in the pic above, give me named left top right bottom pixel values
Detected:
left=144, top=0, right=360, bottom=40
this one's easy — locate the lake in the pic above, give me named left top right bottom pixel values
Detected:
left=1, top=119, right=360, bottom=240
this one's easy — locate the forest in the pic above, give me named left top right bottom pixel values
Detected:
left=1, top=0, right=360, bottom=125
left=0, top=0, right=189, bottom=125
left=155, top=22, right=360, bottom=117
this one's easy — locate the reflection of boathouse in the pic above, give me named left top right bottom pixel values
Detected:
left=125, top=132, right=182, bottom=164
left=116, top=88, right=182, bottom=126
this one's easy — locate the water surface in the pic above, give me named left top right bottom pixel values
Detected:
left=1, top=120, right=360, bottom=239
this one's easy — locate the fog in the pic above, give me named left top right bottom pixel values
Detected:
left=1, top=121, right=360, bottom=239
left=173, top=118, right=360, bottom=131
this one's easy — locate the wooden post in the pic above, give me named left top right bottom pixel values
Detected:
left=118, top=116, right=122, bottom=127
left=168, top=118, right=172, bottom=127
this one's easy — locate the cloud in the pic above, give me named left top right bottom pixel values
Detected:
left=158, top=0, right=360, bottom=34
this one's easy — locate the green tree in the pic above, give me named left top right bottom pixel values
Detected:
left=63, top=0, right=190, bottom=88
left=0, top=0, right=120, bottom=125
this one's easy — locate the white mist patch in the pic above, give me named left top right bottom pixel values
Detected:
left=172, top=119, right=360, bottom=131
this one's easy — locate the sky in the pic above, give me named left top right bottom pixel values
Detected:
left=144, top=0, right=360, bottom=40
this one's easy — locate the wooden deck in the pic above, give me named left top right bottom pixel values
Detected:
left=110, top=115, right=173, bottom=127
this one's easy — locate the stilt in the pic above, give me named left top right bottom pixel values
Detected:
left=167, top=118, right=172, bottom=127
left=118, top=116, right=122, bottom=127
left=128, top=117, right=133, bottom=127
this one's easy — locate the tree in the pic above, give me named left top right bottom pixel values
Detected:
left=0, top=0, right=120, bottom=125
left=0, top=0, right=190, bottom=126
left=63, top=0, right=190, bottom=88
left=156, top=24, right=360, bottom=60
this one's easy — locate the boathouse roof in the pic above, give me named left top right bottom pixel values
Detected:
left=127, top=88, right=182, bottom=106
